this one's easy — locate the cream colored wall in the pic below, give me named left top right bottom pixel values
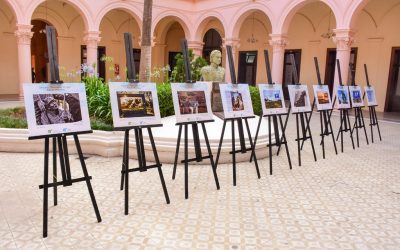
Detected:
left=352, top=2, right=400, bottom=112
left=0, top=1, right=18, bottom=94
left=164, top=23, right=185, bottom=65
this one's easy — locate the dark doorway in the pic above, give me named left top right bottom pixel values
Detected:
left=238, top=51, right=258, bottom=85
left=169, top=51, right=180, bottom=72
left=31, top=20, right=56, bottom=83
left=386, top=47, right=400, bottom=112
left=81, top=45, right=106, bottom=80
left=282, top=50, right=302, bottom=100
left=202, top=29, right=222, bottom=63
left=324, top=48, right=358, bottom=95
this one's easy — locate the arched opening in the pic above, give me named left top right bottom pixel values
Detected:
left=351, top=0, right=400, bottom=112
left=31, top=0, right=86, bottom=83
left=153, top=18, right=186, bottom=72
left=235, top=10, right=272, bottom=85
left=99, top=9, right=141, bottom=81
left=0, top=0, right=18, bottom=96
left=284, top=2, right=339, bottom=99
left=202, top=29, right=222, bottom=63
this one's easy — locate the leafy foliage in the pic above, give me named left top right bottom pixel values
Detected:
left=0, top=107, right=27, bottom=128
left=156, top=83, right=174, bottom=117
left=170, top=49, right=207, bottom=82
left=249, top=85, right=262, bottom=116
left=83, top=76, right=112, bottom=123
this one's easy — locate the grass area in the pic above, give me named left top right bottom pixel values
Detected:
left=0, top=107, right=113, bottom=131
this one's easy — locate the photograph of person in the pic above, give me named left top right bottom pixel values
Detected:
left=263, top=89, right=283, bottom=109
left=177, top=91, right=208, bottom=115
left=337, top=89, right=349, bottom=104
left=294, top=90, right=307, bottom=107
left=230, top=91, right=244, bottom=111
left=352, top=89, right=362, bottom=104
left=117, top=91, right=155, bottom=118
left=33, top=93, right=82, bottom=125
left=364, top=86, right=378, bottom=106
left=316, top=90, right=330, bottom=104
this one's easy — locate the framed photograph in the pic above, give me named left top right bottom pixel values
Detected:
left=364, top=86, right=378, bottom=106
left=334, top=85, right=351, bottom=109
left=349, top=85, right=364, bottom=108
left=258, top=84, right=287, bottom=115
left=23, top=83, right=91, bottom=138
left=313, top=85, right=332, bottom=111
left=219, top=83, right=254, bottom=119
left=109, top=82, right=161, bottom=128
left=171, top=82, right=213, bottom=123
left=288, top=84, right=312, bottom=113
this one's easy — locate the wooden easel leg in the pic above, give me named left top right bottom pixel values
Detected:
left=279, top=115, right=292, bottom=170
left=52, top=137, right=57, bottom=206
left=355, top=109, right=360, bottom=148
left=172, top=125, right=182, bottom=180
left=306, top=113, right=317, bottom=162
left=346, top=110, right=355, bottom=150
left=43, top=137, right=49, bottom=238
left=123, top=131, right=129, bottom=214
left=184, top=124, right=189, bottom=199
left=296, top=113, right=301, bottom=166
left=57, top=136, right=67, bottom=185
left=360, top=109, right=369, bottom=145
left=62, top=136, right=72, bottom=185
left=277, top=113, right=290, bottom=156
left=148, top=128, right=170, bottom=204
left=320, top=111, right=325, bottom=159
left=374, top=108, right=382, bottom=141
left=231, top=120, right=236, bottom=186
left=73, top=135, right=102, bottom=221
left=201, top=123, right=220, bottom=190
left=339, top=110, right=344, bottom=153
left=215, top=120, right=227, bottom=168
left=250, top=116, right=262, bottom=163
left=244, top=118, right=260, bottom=178
left=327, top=112, right=338, bottom=155
left=268, top=116, right=273, bottom=175
left=120, top=138, right=126, bottom=191
left=369, top=107, right=374, bottom=143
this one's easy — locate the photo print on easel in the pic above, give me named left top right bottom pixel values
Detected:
left=23, top=83, right=91, bottom=137
left=288, top=84, right=312, bottom=113
left=258, top=84, right=287, bottom=115
left=364, top=86, right=378, bottom=106
left=313, top=85, right=333, bottom=111
left=334, top=85, right=351, bottom=109
left=109, top=82, right=161, bottom=128
left=349, top=85, right=364, bottom=107
left=171, top=82, right=213, bottom=123
left=219, top=83, right=254, bottom=119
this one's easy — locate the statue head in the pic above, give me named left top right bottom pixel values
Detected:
left=210, top=50, right=222, bottom=66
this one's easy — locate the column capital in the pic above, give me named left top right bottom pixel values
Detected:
left=15, top=24, right=33, bottom=45
left=187, top=40, right=204, bottom=57
left=333, top=29, right=355, bottom=51
left=83, top=31, right=101, bottom=49
left=222, top=37, right=240, bottom=49
left=269, top=34, right=289, bottom=52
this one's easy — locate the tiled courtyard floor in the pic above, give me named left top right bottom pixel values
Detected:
left=0, top=114, right=399, bottom=249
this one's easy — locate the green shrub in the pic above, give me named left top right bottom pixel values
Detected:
left=157, top=83, right=174, bottom=117
left=170, top=49, right=207, bottom=82
left=0, top=107, right=27, bottom=128
left=83, top=76, right=112, bottom=123
left=249, top=85, right=262, bottom=116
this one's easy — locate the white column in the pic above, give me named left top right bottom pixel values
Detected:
left=15, top=24, right=33, bottom=97
left=333, top=29, right=355, bottom=86
left=222, top=38, right=240, bottom=83
left=269, top=34, right=289, bottom=84
left=83, top=31, right=101, bottom=72
left=187, top=41, right=204, bottom=57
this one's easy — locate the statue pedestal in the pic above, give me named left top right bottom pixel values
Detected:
left=211, top=82, right=223, bottom=112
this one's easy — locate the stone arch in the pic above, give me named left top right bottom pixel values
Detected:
left=345, top=0, right=371, bottom=29
left=26, top=0, right=91, bottom=30
left=31, top=9, right=66, bottom=35
left=94, top=2, right=142, bottom=33
left=193, top=12, right=226, bottom=42
left=152, top=11, right=192, bottom=41
left=0, top=0, right=19, bottom=26
left=228, top=3, right=275, bottom=38
left=276, top=0, right=340, bottom=34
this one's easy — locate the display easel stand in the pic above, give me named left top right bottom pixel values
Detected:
left=350, top=107, right=369, bottom=147
left=336, top=108, right=355, bottom=152
left=118, top=125, right=170, bottom=215
left=318, top=109, right=338, bottom=158
left=253, top=114, right=292, bottom=175
left=368, top=105, right=382, bottom=143
left=33, top=132, right=102, bottom=238
left=294, top=111, right=317, bottom=166
left=214, top=117, right=260, bottom=186
left=172, top=120, right=220, bottom=199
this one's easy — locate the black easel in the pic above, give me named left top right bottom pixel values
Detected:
left=363, top=64, right=382, bottom=143
left=313, top=57, right=338, bottom=159
left=31, top=26, right=101, bottom=238
left=332, top=59, right=355, bottom=152
left=252, top=50, right=292, bottom=175
left=213, top=45, right=260, bottom=185
left=118, top=33, right=170, bottom=215
left=171, top=39, right=220, bottom=199
left=349, top=63, right=369, bottom=147
left=285, top=54, right=317, bottom=166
